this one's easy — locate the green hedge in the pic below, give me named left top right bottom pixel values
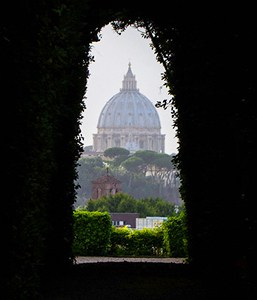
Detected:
left=109, top=226, right=165, bottom=257
left=73, top=211, right=112, bottom=256
left=73, top=211, right=188, bottom=257
left=163, top=212, right=188, bottom=257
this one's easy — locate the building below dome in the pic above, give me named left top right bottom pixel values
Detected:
left=93, top=63, right=165, bottom=153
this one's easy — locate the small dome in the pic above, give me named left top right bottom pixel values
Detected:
left=97, top=64, right=161, bottom=129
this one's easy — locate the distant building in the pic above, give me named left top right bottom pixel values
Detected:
left=136, top=216, right=168, bottom=230
left=93, top=63, right=165, bottom=153
left=91, top=169, right=122, bottom=199
left=110, top=213, right=140, bottom=229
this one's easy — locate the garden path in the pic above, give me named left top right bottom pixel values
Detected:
left=75, top=256, right=185, bottom=264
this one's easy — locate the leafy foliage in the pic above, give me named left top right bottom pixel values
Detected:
left=163, top=212, right=188, bottom=257
left=75, top=156, right=105, bottom=206
left=73, top=210, right=187, bottom=258
left=109, top=226, right=165, bottom=257
left=85, top=192, right=179, bottom=218
left=73, top=211, right=112, bottom=256
left=76, top=149, right=181, bottom=206
left=104, top=147, right=130, bottom=158
left=121, top=156, right=144, bottom=173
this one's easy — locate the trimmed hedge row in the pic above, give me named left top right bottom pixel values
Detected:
left=73, top=211, right=188, bottom=257
left=109, top=227, right=165, bottom=257
left=163, top=211, right=188, bottom=257
left=73, top=211, right=112, bottom=256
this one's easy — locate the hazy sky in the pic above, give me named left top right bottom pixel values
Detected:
left=80, top=24, right=178, bottom=154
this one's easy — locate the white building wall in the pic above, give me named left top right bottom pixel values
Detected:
left=136, top=216, right=168, bottom=230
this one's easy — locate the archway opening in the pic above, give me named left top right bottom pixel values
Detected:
left=73, top=21, right=187, bottom=261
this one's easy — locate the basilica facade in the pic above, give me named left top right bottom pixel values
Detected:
left=93, top=64, right=165, bottom=153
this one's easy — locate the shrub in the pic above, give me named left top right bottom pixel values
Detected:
left=109, top=226, right=165, bottom=257
left=73, top=211, right=112, bottom=256
left=130, top=228, right=164, bottom=256
left=72, top=210, right=188, bottom=258
left=108, top=226, right=131, bottom=256
left=163, top=212, right=188, bottom=257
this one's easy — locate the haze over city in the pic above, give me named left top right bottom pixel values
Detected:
left=80, top=24, right=178, bottom=154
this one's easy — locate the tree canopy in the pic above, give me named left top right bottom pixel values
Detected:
left=104, top=147, right=130, bottom=158
left=76, top=149, right=181, bottom=207
left=84, top=192, right=181, bottom=218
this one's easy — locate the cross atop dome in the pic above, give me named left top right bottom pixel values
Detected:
left=121, top=63, right=139, bottom=91
left=127, top=62, right=133, bottom=76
